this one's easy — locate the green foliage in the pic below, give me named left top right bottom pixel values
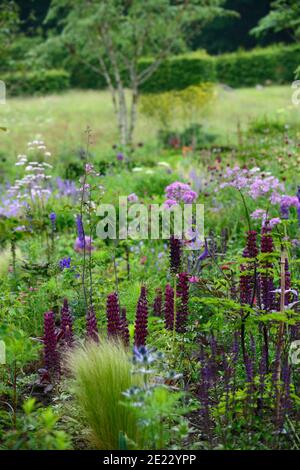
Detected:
left=1, top=398, right=71, bottom=450
left=140, top=83, right=215, bottom=126
left=139, top=53, right=217, bottom=93
left=68, top=339, right=142, bottom=449
left=216, top=44, right=300, bottom=87
left=251, top=0, right=300, bottom=41
left=3, top=69, right=70, bottom=96
left=0, top=1, right=20, bottom=67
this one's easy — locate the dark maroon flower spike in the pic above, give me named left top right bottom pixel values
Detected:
left=164, top=284, right=174, bottom=330
left=61, top=299, right=74, bottom=347
left=43, top=310, right=60, bottom=373
left=284, top=259, right=291, bottom=306
left=243, top=230, right=258, bottom=258
left=169, top=236, right=182, bottom=274
left=134, top=286, right=148, bottom=347
left=239, top=265, right=253, bottom=305
left=86, top=305, right=99, bottom=342
left=176, top=272, right=189, bottom=333
left=153, top=288, right=163, bottom=317
left=260, top=222, right=275, bottom=311
left=106, top=292, right=122, bottom=338
left=121, top=307, right=130, bottom=347
left=240, top=230, right=258, bottom=306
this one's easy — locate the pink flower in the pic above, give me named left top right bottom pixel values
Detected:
left=163, top=199, right=178, bottom=208
left=74, top=236, right=94, bottom=253
left=189, top=276, right=199, bottom=283
left=268, top=217, right=281, bottom=228
left=127, top=193, right=139, bottom=203
left=251, top=209, right=266, bottom=220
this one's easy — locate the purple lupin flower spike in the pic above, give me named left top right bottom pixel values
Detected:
left=152, top=288, right=162, bottom=317
left=258, top=347, right=267, bottom=412
left=121, top=307, right=130, bottom=347
left=239, top=265, right=253, bottom=305
left=243, top=230, right=258, bottom=258
left=284, top=259, right=291, bottom=306
left=86, top=306, right=99, bottom=342
left=239, top=230, right=258, bottom=306
left=169, top=236, right=181, bottom=274
left=164, top=284, right=174, bottom=330
left=106, top=292, right=122, bottom=338
left=134, top=286, right=148, bottom=347
left=43, top=310, right=59, bottom=373
left=232, top=330, right=240, bottom=363
left=176, top=273, right=189, bottom=333
left=61, top=298, right=74, bottom=347
left=198, top=353, right=212, bottom=438
left=76, top=214, right=85, bottom=249
left=260, top=222, right=275, bottom=311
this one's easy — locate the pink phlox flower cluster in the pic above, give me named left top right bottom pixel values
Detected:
left=165, top=181, right=198, bottom=204
left=220, top=166, right=284, bottom=203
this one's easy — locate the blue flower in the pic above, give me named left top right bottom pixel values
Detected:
left=59, top=257, right=71, bottom=270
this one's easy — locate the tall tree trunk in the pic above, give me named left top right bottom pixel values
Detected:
left=128, top=84, right=139, bottom=146
left=116, top=85, right=128, bottom=146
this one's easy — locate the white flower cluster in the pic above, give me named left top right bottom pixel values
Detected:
left=10, top=143, right=53, bottom=208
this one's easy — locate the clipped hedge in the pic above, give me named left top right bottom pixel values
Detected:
left=216, top=45, right=300, bottom=88
left=2, top=69, right=70, bottom=96
left=139, top=51, right=216, bottom=93
left=2, top=44, right=299, bottom=95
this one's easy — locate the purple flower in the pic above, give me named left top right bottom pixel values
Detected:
left=134, top=286, right=148, bottom=347
left=165, top=181, right=198, bottom=203
left=106, top=292, right=122, bottom=338
left=280, top=195, right=300, bottom=219
left=43, top=311, right=59, bottom=373
left=269, top=217, right=281, bottom=228
left=243, top=231, right=258, bottom=258
left=169, top=236, right=182, bottom=274
left=56, top=178, right=78, bottom=201
left=181, top=190, right=198, bottom=203
left=117, top=152, right=124, bottom=161
left=86, top=306, right=99, bottom=342
left=176, top=272, right=189, bottom=333
left=76, top=215, right=85, bottom=244
left=152, top=289, right=163, bottom=317
left=74, top=235, right=94, bottom=253
left=163, top=199, right=178, bottom=209
left=127, top=193, right=139, bottom=203
left=198, top=240, right=209, bottom=262
left=164, top=284, right=174, bottom=330
left=49, top=212, right=56, bottom=226
left=260, top=223, right=275, bottom=311
left=59, top=257, right=71, bottom=270
left=61, top=299, right=74, bottom=347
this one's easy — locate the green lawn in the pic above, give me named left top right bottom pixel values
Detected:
left=0, top=85, right=299, bottom=165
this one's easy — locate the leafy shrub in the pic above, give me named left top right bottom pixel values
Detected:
left=1, top=398, right=71, bottom=450
left=3, top=69, right=70, bottom=96
left=216, top=44, right=300, bottom=88
left=158, top=123, right=217, bottom=149
left=68, top=339, right=142, bottom=449
left=133, top=171, right=175, bottom=197
left=247, top=116, right=289, bottom=136
left=140, top=83, right=215, bottom=129
left=139, top=52, right=216, bottom=93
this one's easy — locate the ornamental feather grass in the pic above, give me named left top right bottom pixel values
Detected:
left=67, top=339, right=141, bottom=450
